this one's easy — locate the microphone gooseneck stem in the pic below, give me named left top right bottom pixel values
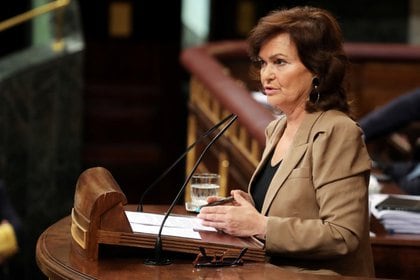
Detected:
left=137, top=113, right=235, bottom=212
left=146, top=114, right=237, bottom=265
left=153, top=235, right=163, bottom=263
left=158, top=114, right=237, bottom=235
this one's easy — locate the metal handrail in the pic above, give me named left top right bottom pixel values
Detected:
left=0, top=0, right=70, bottom=32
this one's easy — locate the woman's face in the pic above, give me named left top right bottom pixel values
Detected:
left=259, top=33, right=314, bottom=115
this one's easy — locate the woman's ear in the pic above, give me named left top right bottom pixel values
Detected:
left=312, top=76, right=319, bottom=87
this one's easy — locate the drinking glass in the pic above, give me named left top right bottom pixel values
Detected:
left=190, top=173, right=220, bottom=208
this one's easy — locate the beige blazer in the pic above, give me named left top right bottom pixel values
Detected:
left=248, top=110, right=375, bottom=277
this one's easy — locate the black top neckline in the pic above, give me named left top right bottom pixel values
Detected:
left=251, top=152, right=281, bottom=212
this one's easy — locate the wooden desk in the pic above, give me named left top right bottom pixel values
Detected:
left=36, top=206, right=377, bottom=280
left=371, top=233, right=420, bottom=279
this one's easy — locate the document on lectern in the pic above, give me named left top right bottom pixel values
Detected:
left=125, top=211, right=217, bottom=240
left=124, top=211, right=266, bottom=262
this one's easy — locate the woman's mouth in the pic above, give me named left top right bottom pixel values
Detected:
left=263, top=87, right=278, bottom=96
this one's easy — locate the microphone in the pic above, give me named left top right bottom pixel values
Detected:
left=137, top=113, right=236, bottom=212
left=144, top=114, right=238, bottom=265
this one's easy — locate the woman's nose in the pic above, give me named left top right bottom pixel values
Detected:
left=261, top=65, right=275, bottom=82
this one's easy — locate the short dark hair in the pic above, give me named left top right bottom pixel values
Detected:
left=247, top=6, right=351, bottom=115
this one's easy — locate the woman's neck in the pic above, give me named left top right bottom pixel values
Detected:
left=284, top=107, right=307, bottom=132
left=271, top=109, right=306, bottom=165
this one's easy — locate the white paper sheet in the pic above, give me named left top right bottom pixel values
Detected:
left=125, top=211, right=217, bottom=240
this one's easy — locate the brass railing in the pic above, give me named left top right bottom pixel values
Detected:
left=189, top=76, right=264, bottom=168
left=186, top=77, right=265, bottom=198
left=0, top=0, right=71, bottom=51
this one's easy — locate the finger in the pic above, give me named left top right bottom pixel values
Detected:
left=230, top=189, right=244, bottom=197
left=231, top=189, right=252, bottom=201
left=199, top=205, right=230, bottom=215
left=197, top=212, right=226, bottom=223
left=206, top=196, right=220, bottom=203
left=200, top=219, right=226, bottom=230
left=232, top=191, right=250, bottom=205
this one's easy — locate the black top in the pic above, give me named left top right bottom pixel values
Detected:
left=251, top=154, right=281, bottom=212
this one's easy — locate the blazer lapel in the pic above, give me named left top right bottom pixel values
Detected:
left=261, top=111, right=324, bottom=215
left=248, top=117, right=286, bottom=191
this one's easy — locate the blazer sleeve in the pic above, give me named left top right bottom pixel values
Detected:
left=311, top=118, right=371, bottom=254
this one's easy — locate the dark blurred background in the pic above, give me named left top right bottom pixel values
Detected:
left=0, top=0, right=417, bottom=279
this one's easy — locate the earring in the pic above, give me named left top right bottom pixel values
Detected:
left=311, top=77, right=320, bottom=104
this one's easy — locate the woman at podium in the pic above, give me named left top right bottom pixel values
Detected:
left=199, top=6, right=374, bottom=277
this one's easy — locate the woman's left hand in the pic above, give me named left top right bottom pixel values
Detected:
left=197, top=191, right=267, bottom=237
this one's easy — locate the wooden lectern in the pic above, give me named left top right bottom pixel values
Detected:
left=70, top=167, right=266, bottom=262
left=70, top=166, right=131, bottom=260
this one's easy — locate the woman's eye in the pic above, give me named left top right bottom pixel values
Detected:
left=252, top=59, right=265, bottom=68
left=274, top=59, right=285, bottom=65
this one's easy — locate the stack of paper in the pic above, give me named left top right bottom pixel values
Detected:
left=121, top=211, right=266, bottom=262
left=370, top=194, right=420, bottom=234
left=125, top=211, right=217, bottom=240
